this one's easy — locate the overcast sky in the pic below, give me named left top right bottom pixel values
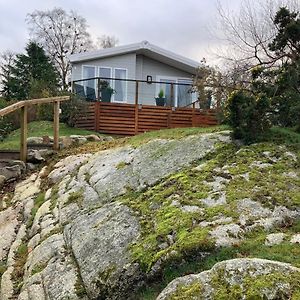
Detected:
left=0, top=0, right=244, bottom=65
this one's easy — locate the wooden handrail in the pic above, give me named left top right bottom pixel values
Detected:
left=0, top=96, right=70, bottom=117
left=0, top=96, right=70, bottom=161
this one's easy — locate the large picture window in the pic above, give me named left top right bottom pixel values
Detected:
left=82, top=66, right=96, bottom=100
left=157, top=76, right=195, bottom=107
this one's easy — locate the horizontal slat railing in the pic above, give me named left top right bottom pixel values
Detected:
left=74, top=102, right=218, bottom=135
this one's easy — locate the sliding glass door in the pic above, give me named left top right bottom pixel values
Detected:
left=114, top=69, right=127, bottom=102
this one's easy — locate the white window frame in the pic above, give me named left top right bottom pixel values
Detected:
left=112, top=68, right=128, bottom=103
left=98, top=66, right=112, bottom=82
left=156, top=76, right=195, bottom=107
left=98, top=66, right=113, bottom=98
left=82, top=65, right=97, bottom=89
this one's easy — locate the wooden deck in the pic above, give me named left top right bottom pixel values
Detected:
left=74, top=102, right=219, bottom=136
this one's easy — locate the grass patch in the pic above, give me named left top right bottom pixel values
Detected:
left=31, top=262, right=47, bottom=276
left=0, top=261, right=6, bottom=281
left=0, top=121, right=101, bottom=150
left=11, top=242, right=28, bottom=294
left=262, top=127, right=300, bottom=145
left=27, top=192, right=46, bottom=229
left=64, top=190, right=84, bottom=208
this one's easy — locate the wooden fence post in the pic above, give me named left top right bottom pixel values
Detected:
left=94, top=102, right=100, bottom=132
left=192, top=102, right=196, bottom=127
left=20, top=105, right=28, bottom=162
left=135, top=81, right=139, bottom=134
left=53, top=101, right=60, bottom=150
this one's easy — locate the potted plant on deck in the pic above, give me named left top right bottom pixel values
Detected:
left=100, top=80, right=115, bottom=102
left=155, top=89, right=166, bottom=106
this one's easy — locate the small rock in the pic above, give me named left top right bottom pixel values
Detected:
left=284, top=151, right=297, bottom=161
left=181, top=205, right=203, bottom=213
left=265, top=233, right=286, bottom=246
left=290, top=234, right=300, bottom=244
left=0, top=175, right=6, bottom=187
left=250, top=161, right=272, bottom=168
left=86, top=134, right=101, bottom=142
left=27, top=137, right=43, bottom=144
left=210, top=223, right=243, bottom=247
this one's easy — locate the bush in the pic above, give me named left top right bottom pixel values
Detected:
left=226, top=90, right=271, bottom=143
left=60, top=94, right=89, bottom=127
left=0, top=98, right=19, bottom=141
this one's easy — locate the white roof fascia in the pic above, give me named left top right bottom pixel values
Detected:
left=69, top=41, right=200, bottom=73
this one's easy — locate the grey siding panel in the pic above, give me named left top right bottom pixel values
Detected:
left=71, top=53, right=194, bottom=106
left=136, top=55, right=193, bottom=105
left=72, top=53, right=136, bottom=104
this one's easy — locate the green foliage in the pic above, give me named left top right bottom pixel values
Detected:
left=0, top=261, right=6, bottom=280
left=31, top=262, right=47, bottom=275
left=158, top=89, right=164, bottom=98
left=226, top=90, right=271, bottom=143
left=60, top=95, right=91, bottom=127
left=168, top=282, right=203, bottom=300
left=27, top=192, right=45, bottom=229
left=65, top=190, right=84, bottom=208
left=0, top=98, right=19, bottom=140
left=11, top=242, right=28, bottom=293
left=226, top=7, right=300, bottom=141
left=2, top=42, right=59, bottom=100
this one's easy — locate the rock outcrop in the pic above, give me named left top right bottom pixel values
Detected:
left=0, top=130, right=299, bottom=300
left=156, top=258, right=300, bottom=299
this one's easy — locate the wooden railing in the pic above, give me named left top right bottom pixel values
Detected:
left=0, top=96, right=70, bottom=161
left=75, top=102, right=218, bottom=135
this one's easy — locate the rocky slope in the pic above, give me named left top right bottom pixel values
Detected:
left=0, top=129, right=299, bottom=299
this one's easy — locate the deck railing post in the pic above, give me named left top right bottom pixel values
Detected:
left=53, top=100, right=60, bottom=150
left=135, top=81, right=139, bottom=134
left=97, top=78, right=101, bottom=101
left=170, top=83, right=174, bottom=107
left=20, top=104, right=28, bottom=162
left=192, top=102, right=196, bottom=127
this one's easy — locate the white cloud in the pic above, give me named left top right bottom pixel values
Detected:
left=0, top=0, right=243, bottom=64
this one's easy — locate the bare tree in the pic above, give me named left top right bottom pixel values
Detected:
left=97, top=35, right=119, bottom=49
left=0, top=51, right=16, bottom=99
left=215, top=0, right=300, bottom=68
left=26, top=8, right=93, bottom=89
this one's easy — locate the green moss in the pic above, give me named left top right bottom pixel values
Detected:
left=11, top=242, right=28, bottom=294
left=74, top=274, right=87, bottom=297
left=31, top=262, right=47, bottom=275
left=27, top=192, right=46, bottom=229
left=84, top=172, right=91, bottom=182
left=49, top=186, right=59, bottom=211
left=39, top=226, right=63, bottom=244
left=116, top=161, right=128, bottom=169
left=167, top=281, right=204, bottom=300
left=65, top=189, right=84, bottom=208
left=0, top=261, right=7, bottom=281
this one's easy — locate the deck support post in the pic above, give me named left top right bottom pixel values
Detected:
left=20, top=105, right=28, bottom=162
left=53, top=101, right=60, bottom=150
left=134, top=81, right=139, bottom=134
left=95, top=102, right=100, bottom=132
left=192, top=102, right=196, bottom=127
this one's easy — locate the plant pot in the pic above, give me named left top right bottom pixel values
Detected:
left=101, top=88, right=113, bottom=102
left=155, top=97, right=166, bottom=106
